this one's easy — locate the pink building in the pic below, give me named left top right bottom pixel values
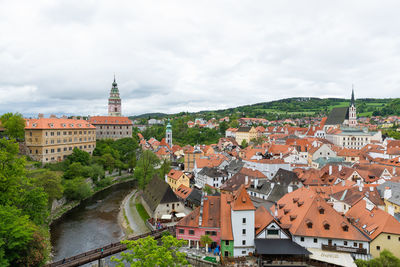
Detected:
left=176, top=195, right=221, bottom=248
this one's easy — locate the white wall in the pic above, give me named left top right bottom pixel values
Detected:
left=231, top=209, right=255, bottom=256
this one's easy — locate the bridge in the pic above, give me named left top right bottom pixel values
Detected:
left=46, top=226, right=175, bottom=267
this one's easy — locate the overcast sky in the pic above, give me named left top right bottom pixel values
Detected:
left=0, top=1, right=399, bottom=117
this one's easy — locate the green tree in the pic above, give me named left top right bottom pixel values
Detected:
left=19, top=187, right=48, bottom=225
left=219, top=121, right=229, bottom=135
left=63, top=177, right=92, bottom=201
left=241, top=139, right=248, bottom=148
left=0, top=113, right=25, bottom=140
left=111, top=235, right=188, bottom=267
left=67, top=148, right=91, bottom=165
left=134, top=150, right=160, bottom=189
left=0, top=205, right=36, bottom=266
left=30, top=169, right=63, bottom=203
left=63, top=162, right=85, bottom=180
left=159, top=159, right=171, bottom=179
left=355, top=249, right=400, bottom=267
left=200, top=235, right=212, bottom=247
left=0, top=138, right=26, bottom=206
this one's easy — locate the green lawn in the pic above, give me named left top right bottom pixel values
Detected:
left=136, top=203, right=150, bottom=221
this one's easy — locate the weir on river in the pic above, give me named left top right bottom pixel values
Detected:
left=50, top=180, right=137, bottom=264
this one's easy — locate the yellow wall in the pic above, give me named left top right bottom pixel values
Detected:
left=25, top=129, right=96, bottom=163
left=168, top=173, right=190, bottom=191
left=370, top=233, right=400, bottom=258
left=235, top=127, right=257, bottom=144
left=384, top=199, right=400, bottom=214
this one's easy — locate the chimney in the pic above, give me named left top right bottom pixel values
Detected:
left=245, top=176, right=248, bottom=185
left=38, top=113, right=44, bottom=118
left=393, top=167, right=396, bottom=176
left=359, top=186, right=362, bottom=192
left=369, top=186, right=374, bottom=192
left=274, top=204, right=278, bottom=218
left=356, top=179, right=361, bottom=187
left=384, top=187, right=392, bottom=200
left=339, top=165, right=342, bottom=171
left=329, top=165, right=332, bottom=175
left=341, top=180, right=345, bottom=186
left=280, top=153, right=283, bottom=159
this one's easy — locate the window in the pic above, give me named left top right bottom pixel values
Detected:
left=353, top=242, right=357, bottom=247
left=344, top=241, right=348, bottom=246
left=178, top=229, right=184, bottom=234
left=242, top=218, right=246, bottom=224
left=225, top=251, right=229, bottom=257
left=267, top=229, right=279, bottom=235
left=314, top=238, right=317, bottom=243
left=300, top=237, right=304, bottom=242
left=242, top=240, right=246, bottom=245
left=242, top=251, right=246, bottom=255
left=242, top=229, right=246, bottom=235
left=225, top=240, right=229, bottom=246
left=188, top=230, right=194, bottom=235
left=376, top=246, right=381, bottom=251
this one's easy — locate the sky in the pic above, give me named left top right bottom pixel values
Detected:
left=0, top=0, right=399, bottom=117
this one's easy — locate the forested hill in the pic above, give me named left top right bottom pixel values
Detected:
left=130, top=97, right=399, bottom=120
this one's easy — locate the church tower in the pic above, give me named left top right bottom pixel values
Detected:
left=108, top=75, right=122, bottom=116
left=348, top=87, right=357, bottom=127
left=166, top=120, right=172, bottom=148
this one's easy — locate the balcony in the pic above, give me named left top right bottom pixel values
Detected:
left=321, top=244, right=367, bottom=254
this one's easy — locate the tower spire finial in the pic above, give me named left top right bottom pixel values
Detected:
left=351, top=85, right=355, bottom=105
left=114, top=73, right=116, bottom=83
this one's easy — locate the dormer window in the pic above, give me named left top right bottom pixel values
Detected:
left=323, top=221, right=330, bottom=230
left=318, top=206, right=325, bottom=214
left=290, top=215, right=297, bottom=221
left=32, top=123, right=37, bottom=127
left=297, top=201, right=304, bottom=207
left=292, top=197, right=299, bottom=203
left=70, top=124, right=74, bottom=127
left=306, top=220, right=313, bottom=229
left=278, top=204, right=285, bottom=209
left=62, top=123, right=66, bottom=127
left=342, top=223, right=349, bottom=232
left=284, top=209, right=290, bottom=215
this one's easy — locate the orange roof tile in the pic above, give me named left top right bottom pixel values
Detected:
left=25, top=118, right=95, bottom=129
left=89, top=116, right=133, bottom=125
left=231, top=185, right=255, bottom=211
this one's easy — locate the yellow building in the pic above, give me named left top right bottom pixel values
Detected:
left=24, top=118, right=96, bottom=163
left=347, top=200, right=400, bottom=258
left=184, top=145, right=204, bottom=172
left=166, top=169, right=190, bottom=191
left=235, top=126, right=257, bottom=145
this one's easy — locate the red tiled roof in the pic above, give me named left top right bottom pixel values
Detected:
left=89, top=116, right=133, bottom=125
left=25, top=118, right=95, bottom=129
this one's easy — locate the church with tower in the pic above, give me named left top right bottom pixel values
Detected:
left=108, top=76, right=122, bottom=116
left=324, top=88, right=357, bottom=129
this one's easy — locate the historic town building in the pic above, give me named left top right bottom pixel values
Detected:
left=325, top=89, right=358, bottom=130
left=108, top=76, right=122, bottom=116
left=88, top=116, right=133, bottom=140
left=24, top=117, right=96, bottom=163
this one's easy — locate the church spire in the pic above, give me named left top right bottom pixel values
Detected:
left=351, top=85, right=355, bottom=106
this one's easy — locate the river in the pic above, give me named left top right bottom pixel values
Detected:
left=50, top=180, right=136, bottom=264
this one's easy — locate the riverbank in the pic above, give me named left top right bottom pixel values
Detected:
left=48, top=175, right=135, bottom=226
left=118, top=189, right=150, bottom=238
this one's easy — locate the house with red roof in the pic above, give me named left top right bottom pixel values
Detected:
left=88, top=116, right=133, bottom=140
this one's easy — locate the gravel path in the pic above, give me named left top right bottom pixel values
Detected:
left=124, top=190, right=150, bottom=235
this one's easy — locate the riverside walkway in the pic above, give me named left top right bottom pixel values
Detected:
left=46, top=226, right=175, bottom=267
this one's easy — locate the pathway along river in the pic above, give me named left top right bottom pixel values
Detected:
left=50, top=180, right=136, bottom=264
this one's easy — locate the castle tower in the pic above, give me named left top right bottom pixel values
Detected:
left=108, top=75, right=122, bottom=116
left=166, top=120, right=172, bottom=148
left=348, top=87, right=357, bottom=127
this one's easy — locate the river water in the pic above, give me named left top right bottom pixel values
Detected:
left=50, top=180, right=136, bottom=263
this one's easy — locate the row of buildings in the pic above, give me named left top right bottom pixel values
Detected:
left=23, top=78, right=134, bottom=163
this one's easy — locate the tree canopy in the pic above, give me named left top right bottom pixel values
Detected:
left=111, top=235, right=188, bottom=267
left=0, top=112, right=25, bottom=140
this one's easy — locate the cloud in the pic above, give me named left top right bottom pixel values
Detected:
left=0, top=0, right=399, bottom=117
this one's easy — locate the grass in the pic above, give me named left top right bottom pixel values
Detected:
left=136, top=202, right=150, bottom=221
left=123, top=209, right=133, bottom=235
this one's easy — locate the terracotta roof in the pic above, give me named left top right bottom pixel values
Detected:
left=239, top=167, right=267, bottom=178
left=255, top=206, right=275, bottom=235
left=168, top=169, right=184, bottom=181
left=175, top=184, right=192, bottom=200
left=346, top=200, right=400, bottom=240
left=220, top=194, right=233, bottom=240
left=231, top=185, right=256, bottom=211
left=273, top=187, right=369, bottom=241
left=89, top=116, right=133, bottom=125
left=177, top=207, right=200, bottom=227
left=25, top=118, right=95, bottom=129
